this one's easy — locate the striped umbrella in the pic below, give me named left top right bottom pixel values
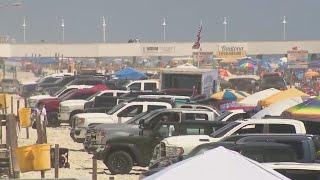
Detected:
left=282, top=96, right=320, bottom=121
left=239, top=62, right=254, bottom=70
left=211, top=89, right=249, bottom=101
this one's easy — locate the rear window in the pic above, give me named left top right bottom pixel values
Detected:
left=268, top=124, right=296, bottom=134
left=147, top=105, right=167, bottom=112
left=144, top=83, right=157, bottom=91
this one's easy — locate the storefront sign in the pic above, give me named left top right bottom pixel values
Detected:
left=216, top=43, right=247, bottom=59
left=142, top=46, right=175, bottom=54
left=287, top=48, right=308, bottom=62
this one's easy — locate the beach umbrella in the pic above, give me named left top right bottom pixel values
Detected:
left=305, top=69, right=319, bottom=78
left=145, top=147, right=289, bottom=180
left=211, top=89, right=248, bottom=101
left=282, top=96, right=320, bottom=121
left=239, top=88, right=280, bottom=106
left=239, top=62, right=254, bottom=70
left=259, top=88, right=309, bottom=107
left=219, top=69, right=232, bottom=78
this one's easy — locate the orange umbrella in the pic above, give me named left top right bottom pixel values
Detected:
left=305, top=70, right=319, bottom=78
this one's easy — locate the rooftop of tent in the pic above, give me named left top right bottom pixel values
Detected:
left=160, top=64, right=216, bottom=75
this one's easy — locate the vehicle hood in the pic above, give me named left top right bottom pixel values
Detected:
left=29, top=95, right=54, bottom=100
left=60, top=99, right=88, bottom=107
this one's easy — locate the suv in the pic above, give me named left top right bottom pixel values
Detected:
left=70, top=98, right=175, bottom=143
left=84, top=108, right=219, bottom=153
left=37, top=84, right=107, bottom=126
left=95, top=114, right=227, bottom=174
left=58, top=90, right=128, bottom=124
left=1, top=78, right=20, bottom=93
left=159, top=119, right=306, bottom=157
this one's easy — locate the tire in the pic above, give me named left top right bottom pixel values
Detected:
left=48, top=113, right=60, bottom=127
left=104, top=151, right=133, bottom=175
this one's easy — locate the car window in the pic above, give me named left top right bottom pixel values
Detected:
left=184, top=113, right=208, bottom=121
left=147, top=105, right=167, bottom=112
left=233, top=124, right=264, bottom=135
left=227, top=113, right=245, bottom=122
left=101, top=93, right=113, bottom=97
left=186, top=127, right=205, bottom=135
left=196, top=106, right=211, bottom=111
left=118, top=105, right=143, bottom=117
left=268, top=124, right=296, bottom=133
left=41, top=77, right=60, bottom=84
left=144, top=83, right=157, bottom=91
left=128, top=83, right=141, bottom=91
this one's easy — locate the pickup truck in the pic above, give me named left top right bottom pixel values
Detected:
left=126, top=80, right=159, bottom=91
left=95, top=117, right=227, bottom=174
left=37, top=84, right=107, bottom=126
left=143, top=134, right=320, bottom=177
left=28, top=85, right=93, bottom=108
left=83, top=108, right=219, bottom=153
left=58, top=90, right=128, bottom=124
left=158, top=119, right=306, bottom=158
left=70, top=98, right=175, bottom=143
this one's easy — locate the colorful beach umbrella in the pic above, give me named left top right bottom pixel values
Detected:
left=282, top=96, right=320, bottom=121
left=211, top=89, right=249, bottom=101
left=240, top=62, right=254, bottom=69
left=305, top=70, right=319, bottom=78
left=219, top=69, right=232, bottom=78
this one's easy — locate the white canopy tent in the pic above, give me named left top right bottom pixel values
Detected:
left=145, top=147, right=289, bottom=180
left=239, top=88, right=280, bottom=106
left=252, top=96, right=304, bottom=118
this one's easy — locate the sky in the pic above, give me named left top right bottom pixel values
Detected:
left=0, top=0, right=319, bottom=43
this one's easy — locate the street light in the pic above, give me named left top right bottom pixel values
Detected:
left=282, top=16, right=287, bottom=41
left=162, top=17, right=166, bottom=42
left=102, top=16, right=106, bottom=43
left=223, top=17, right=228, bottom=42
left=61, top=18, right=65, bottom=43
left=22, top=17, right=26, bottom=43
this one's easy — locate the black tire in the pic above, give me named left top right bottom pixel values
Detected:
left=104, top=151, right=133, bottom=175
left=48, top=113, right=60, bottom=127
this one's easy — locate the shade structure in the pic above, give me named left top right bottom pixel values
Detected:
left=145, top=147, right=289, bottom=180
left=211, top=89, right=249, bottom=101
left=240, top=62, right=254, bottom=69
left=219, top=69, right=232, bottom=78
left=305, top=69, right=319, bottom=78
left=282, top=96, right=320, bottom=121
left=239, top=88, right=280, bottom=106
left=252, top=97, right=304, bottom=118
left=259, top=88, right=309, bottom=107
left=114, top=67, right=147, bottom=80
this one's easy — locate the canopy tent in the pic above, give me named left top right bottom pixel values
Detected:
left=211, top=89, right=249, bottom=101
left=282, top=96, right=320, bottom=121
left=252, top=97, right=304, bottom=119
left=259, top=88, right=309, bottom=107
left=114, top=67, right=147, bottom=80
left=239, top=88, right=280, bottom=106
left=145, top=147, right=289, bottom=180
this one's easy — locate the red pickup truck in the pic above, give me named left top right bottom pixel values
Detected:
left=37, top=84, right=107, bottom=126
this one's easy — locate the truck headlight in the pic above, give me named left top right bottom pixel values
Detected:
left=75, top=118, right=85, bottom=127
left=166, top=146, right=184, bottom=157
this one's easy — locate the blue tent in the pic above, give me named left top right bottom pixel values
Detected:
left=114, top=67, right=147, bottom=80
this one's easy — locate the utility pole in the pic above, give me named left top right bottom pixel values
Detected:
left=22, top=17, right=26, bottom=43
left=282, top=16, right=287, bottom=41
left=61, top=18, right=65, bottom=43
left=223, top=17, right=228, bottom=42
left=102, top=16, right=106, bottom=43
left=162, top=17, right=166, bottom=42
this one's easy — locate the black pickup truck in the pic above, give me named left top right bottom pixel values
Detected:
left=94, top=118, right=227, bottom=174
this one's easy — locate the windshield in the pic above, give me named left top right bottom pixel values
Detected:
left=215, top=111, right=232, bottom=121
left=86, top=92, right=100, bottom=101
left=53, top=87, right=67, bottom=97
left=210, top=122, right=240, bottom=138
left=106, top=102, right=127, bottom=115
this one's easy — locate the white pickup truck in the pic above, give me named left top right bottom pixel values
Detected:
left=158, top=119, right=306, bottom=157
left=126, top=80, right=159, bottom=91
left=28, top=85, right=93, bottom=108
left=58, top=90, right=128, bottom=123
left=70, top=99, right=174, bottom=142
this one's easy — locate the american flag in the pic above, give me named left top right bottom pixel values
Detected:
left=192, top=22, right=202, bottom=49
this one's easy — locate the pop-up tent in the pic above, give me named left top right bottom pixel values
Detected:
left=114, top=67, right=147, bottom=80
left=239, top=88, right=280, bottom=106
left=282, top=96, right=320, bottom=121
left=252, top=97, right=304, bottom=119
left=259, top=88, right=309, bottom=107
left=145, top=147, right=289, bottom=180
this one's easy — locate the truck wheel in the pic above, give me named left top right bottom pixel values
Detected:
left=104, top=151, right=133, bottom=174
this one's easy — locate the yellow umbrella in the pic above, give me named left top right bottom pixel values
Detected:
left=305, top=70, right=319, bottom=78
left=259, top=88, right=309, bottom=107
left=211, top=89, right=248, bottom=101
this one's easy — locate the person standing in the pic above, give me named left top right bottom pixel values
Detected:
left=36, top=102, right=47, bottom=143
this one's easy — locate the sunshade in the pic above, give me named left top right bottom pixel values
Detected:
left=145, top=147, right=289, bottom=180
left=305, top=70, right=319, bottom=78
left=211, top=89, right=249, bottom=101
left=239, top=88, right=280, bottom=106
left=259, top=88, right=309, bottom=107
left=282, top=96, right=320, bottom=121
left=114, top=67, right=147, bottom=80
left=252, top=97, right=304, bottom=118
left=240, top=62, right=254, bottom=69
left=219, top=69, right=232, bottom=78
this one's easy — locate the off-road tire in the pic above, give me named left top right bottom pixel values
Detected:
left=104, top=151, right=133, bottom=175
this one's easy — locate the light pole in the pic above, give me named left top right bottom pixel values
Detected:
left=282, top=16, right=287, bottom=41
left=22, top=17, right=26, bottom=43
left=61, top=18, right=65, bottom=43
left=223, top=17, right=228, bottom=42
left=162, top=18, right=166, bottom=42
left=102, top=16, right=106, bottom=43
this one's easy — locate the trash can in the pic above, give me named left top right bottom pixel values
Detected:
left=15, top=145, right=34, bottom=172
left=32, top=144, right=51, bottom=171
left=19, top=108, right=32, bottom=127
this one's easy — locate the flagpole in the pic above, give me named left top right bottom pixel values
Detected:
left=197, top=20, right=202, bottom=67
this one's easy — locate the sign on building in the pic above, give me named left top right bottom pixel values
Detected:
left=142, top=46, right=175, bottom=55
left=287, top=47, right=308, bottom=62
left=216, top=43, right=247, bottom=60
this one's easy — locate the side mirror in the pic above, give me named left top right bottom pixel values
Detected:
left=139, top=119, right=145, bottom=129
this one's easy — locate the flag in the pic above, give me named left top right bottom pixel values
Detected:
left=192, top=22, right=202, bottom=49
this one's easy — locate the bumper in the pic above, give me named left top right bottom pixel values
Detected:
left=70, top=127, right=86, bottom=143
left=58, top=112, right=70, bottom=122
left=93, top=146, right=109, bottom=160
